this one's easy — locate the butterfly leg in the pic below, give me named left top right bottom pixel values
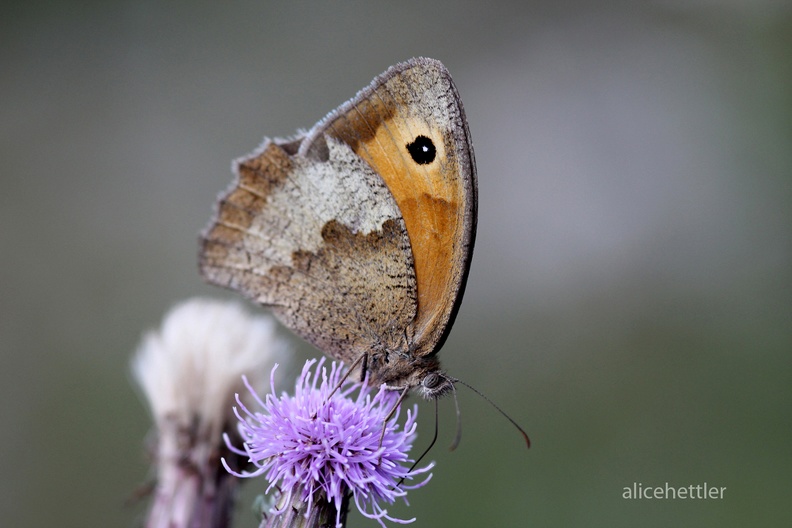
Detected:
left=311, top=354, right=367, bottom=420
left=378, top=385, right=410, bottom=451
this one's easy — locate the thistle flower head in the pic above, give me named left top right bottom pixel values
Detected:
left=226, top=358, right=433, bottom=528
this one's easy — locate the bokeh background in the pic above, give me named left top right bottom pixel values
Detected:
left=2, top=1, right=790, bottom=526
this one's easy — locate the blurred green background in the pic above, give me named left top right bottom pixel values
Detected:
left=2, top=1, right=790, bottom=526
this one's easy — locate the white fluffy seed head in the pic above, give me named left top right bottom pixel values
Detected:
left=132, top=297, right=291, bottom=444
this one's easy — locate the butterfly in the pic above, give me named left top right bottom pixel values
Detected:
left=199, top=57, right=476, bottom=400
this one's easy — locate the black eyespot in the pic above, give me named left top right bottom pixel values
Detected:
left=406, top=135, right=436, bottom=165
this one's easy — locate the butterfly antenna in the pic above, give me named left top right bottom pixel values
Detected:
left=397, top=397, right=439, bottom=487
left=453, top=378, right=531, bottom=448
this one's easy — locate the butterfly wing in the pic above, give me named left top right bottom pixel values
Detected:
left=199, top=58, right=476, bottom=371
left=199, top=133, right=418, bottom=365
left=311, top=57, right=477, bottom=357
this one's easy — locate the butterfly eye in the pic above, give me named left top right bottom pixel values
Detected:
left=406, top=135, right=436, bottom=165
left=423, top=372, right=441, bottom=389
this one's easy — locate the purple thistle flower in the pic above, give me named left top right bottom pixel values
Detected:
left=224, top=358, right=433, bottom=528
